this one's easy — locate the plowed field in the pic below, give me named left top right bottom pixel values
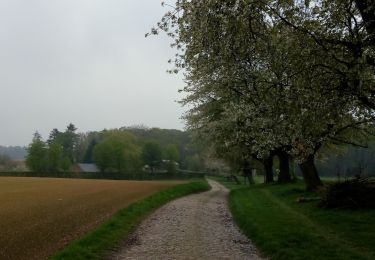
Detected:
left=0, top=177, right=183, bottom=260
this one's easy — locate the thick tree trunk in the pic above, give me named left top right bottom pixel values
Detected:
left=277, top=150, right=292, bottom=183
left=299, top=154, right=324, bottom=191
left=243, top=160, right=254, bottom=185
left=263, top=155, right=274, bottom=183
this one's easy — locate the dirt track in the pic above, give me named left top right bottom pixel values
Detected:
left=112, top=179, right=262, bottom=260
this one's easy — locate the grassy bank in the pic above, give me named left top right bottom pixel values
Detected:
left=51, top=180, right=210, bottom=260
left=218, top=177, right=375, bottom=260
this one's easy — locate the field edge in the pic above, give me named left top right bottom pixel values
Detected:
left=50, top=180, right=210, bottom=260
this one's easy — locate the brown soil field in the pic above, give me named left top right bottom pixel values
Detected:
left=0, top=177, right=184, bottom=260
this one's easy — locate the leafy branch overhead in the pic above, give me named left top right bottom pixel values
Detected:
left=154, top=0, right=375, bottom=191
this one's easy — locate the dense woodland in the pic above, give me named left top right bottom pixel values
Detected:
left=22, top=124, right=206, bottom=174
left=3, top=124, right=375, bottom=180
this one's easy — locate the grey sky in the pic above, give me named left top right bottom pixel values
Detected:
left=0, top=0, right=185, bottom=146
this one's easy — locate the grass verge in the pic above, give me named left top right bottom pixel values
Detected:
left=51, top=180, right=210, bottom=260
left=217, top=177, right=375, bottom=260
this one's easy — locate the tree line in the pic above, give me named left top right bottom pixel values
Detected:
left=0, top=146, right=27, bottom=160
left=152, top=0, right=375, bottom=190
left=316, top=141, right=375, bottom=178
left=25, top=124, right=206, bottom=174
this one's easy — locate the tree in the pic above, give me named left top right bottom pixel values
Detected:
left=82, top=137, right=98, bottom=163
left=47, top=128, right=60, bottom=145
left=46, top=143, right=63, bottom=172
left=154, top=0, right=375, bottom=190
left=262, top=0, right=375, bottom=110
left=123, top=126, right=206, bottom=171
left=61, top=123, right=78, bottom=163
left=184, top=154, right=204, bottom=172
left=46, top=123, right=79, bottom=165
left=92, top=130, right=140, bottom=172
left=141, top=141, right=163, bottom=173
left=26, top=132, right=47, bottom=172
left=164, top=144, right=180, bottom=162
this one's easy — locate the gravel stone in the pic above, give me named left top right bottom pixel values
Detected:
left=111, top=179, right=262, bottom=260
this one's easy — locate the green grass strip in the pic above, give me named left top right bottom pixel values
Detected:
left=51, top=180, right=210, bottom=260
left=216, top=177, right=375, bottom=260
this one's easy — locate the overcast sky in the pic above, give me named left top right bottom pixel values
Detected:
left=0, top=0, right=185, bottom=146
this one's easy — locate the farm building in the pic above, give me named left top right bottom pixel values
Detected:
left=73, top=163, right=100, bottom=173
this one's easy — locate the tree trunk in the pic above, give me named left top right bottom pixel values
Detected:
left=299, top=154, right=323, bottom=191
left=263, top=155, right=274, bottom=183
left=243, top=160, right=254, bottom=184
left=277, top=150, right=292, bottom=183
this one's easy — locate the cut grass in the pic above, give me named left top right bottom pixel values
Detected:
left=217, top=177, right=375, bottom=260
left=51, top=180, right=210, bottom=260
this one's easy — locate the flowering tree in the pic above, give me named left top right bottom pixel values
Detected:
left=153, top=0, right=375, bottom=190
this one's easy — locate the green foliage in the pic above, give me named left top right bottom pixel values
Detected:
left=141, top=141, right=163, bottom=172
left=60, top=156, right=72, bottom=172
left=47, top=124, right=78, bottom=164
left=154, top=0, right=375, bottom=190
left=24, top=126, right=208, bottom=174
left=26, top=124, right=79, bottom=173
left=26, top=132, right=48, bottom=172
left=184, top=154, right=205, bottom=171
left=47, top=143, right=63, bottom=172
left=81, top=137, right=98, bottom=163
left=124, top=127, right=205, bottom=171
left=92, top=130, right=140, bottom=172
left=51, top=181, right=210, bottom=260
left=164, top=144, right=179, bottom=162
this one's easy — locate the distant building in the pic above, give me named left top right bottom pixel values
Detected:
left=73, top=163, right=100, bottom=173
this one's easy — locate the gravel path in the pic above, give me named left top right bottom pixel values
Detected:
left=111, top=179, right=262, bottom=260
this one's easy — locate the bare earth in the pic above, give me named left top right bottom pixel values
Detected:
left=112, top=179, right=262, bottom=260
left=0, top=177, right=182, bottom=260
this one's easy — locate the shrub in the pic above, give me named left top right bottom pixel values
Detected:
left=319, top=176, right=375, bottom=209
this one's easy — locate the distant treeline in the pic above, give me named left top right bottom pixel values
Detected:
left=0, top=170, right=205, bottom=181
left=24, top=124, right=207, bottom=173
left=316, top=143, right=375, bottom=178
left=0, top=146, right=27, bottom=160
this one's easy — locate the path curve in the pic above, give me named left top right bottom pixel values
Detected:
left=111, top=179, right=262, bottom=260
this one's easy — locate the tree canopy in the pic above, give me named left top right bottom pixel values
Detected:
left=92, top=130, right=140, bottom=172
left=153, top=0, right=375, bottom=190
left=141, top=141, right=163, bottom=173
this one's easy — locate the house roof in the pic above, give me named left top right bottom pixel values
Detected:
left=77, top=163, right=99, bottom=173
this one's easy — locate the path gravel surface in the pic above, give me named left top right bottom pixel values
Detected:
left=111, top=179, right=262, bottom=260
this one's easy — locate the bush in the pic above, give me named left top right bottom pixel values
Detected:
left=319, top=176, right=375, bottom=209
